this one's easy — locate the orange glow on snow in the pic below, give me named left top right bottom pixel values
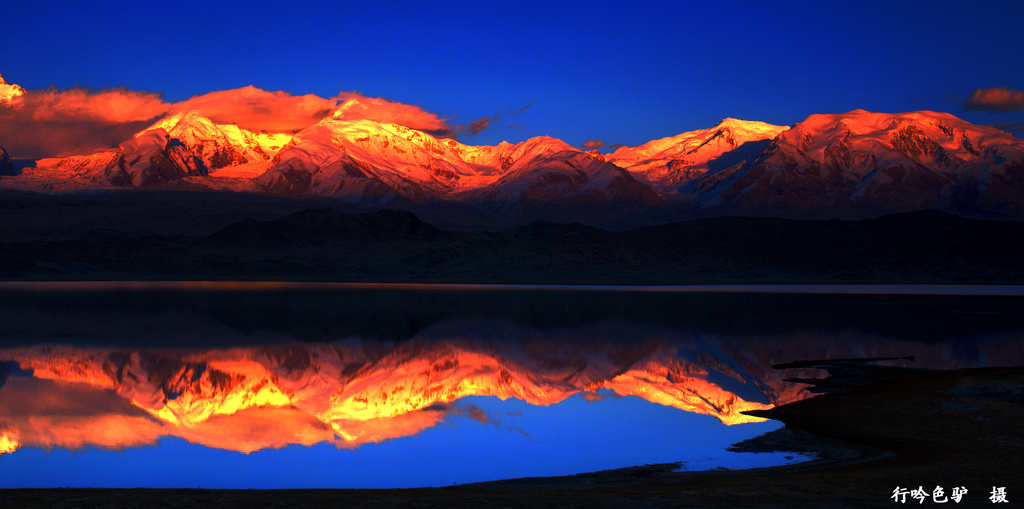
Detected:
left=331, top=94, right=454, bottom=137
left=0, top=340, right=811, bottom=453
left=604, top=368, right=772, bottom=426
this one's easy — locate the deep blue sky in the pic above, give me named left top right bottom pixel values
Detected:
left=4, top=0, right=1023, bottom=150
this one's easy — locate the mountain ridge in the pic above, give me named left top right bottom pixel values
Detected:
left=2, top=88, right=1024, bottom=225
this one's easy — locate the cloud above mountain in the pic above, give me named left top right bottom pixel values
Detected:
left=170, top=86, right=337, bottom=133
left=24, top=87, right=168, bottom=123
left=0, top=81, right=465, bottom=158
left=455, top=103, right=532, bottom=137
left=0, top=87, right=168, bottom=158
left=467, top=116, right=493, bottom=135
left=0, top=75, right=539, bottom=159
left=964, top=86, right=1024, bottom=113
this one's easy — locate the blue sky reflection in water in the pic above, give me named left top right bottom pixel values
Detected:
left=0, top=391, right=798, bottom=488
left=2, top=284, right=1024, bottom=488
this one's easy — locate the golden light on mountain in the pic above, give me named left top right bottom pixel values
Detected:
left=0, top=340, right=802, bottom=454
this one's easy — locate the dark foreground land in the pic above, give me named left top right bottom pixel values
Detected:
left=2, top=189, right=1024, bottom=284
left=3, top=363, right=1022, bottom=508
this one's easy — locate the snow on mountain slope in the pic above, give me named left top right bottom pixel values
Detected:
left=693, top=110, right=1024, bottom=217
left=255, top=112, right=657, bottom=208
left=99, top=128, right=207, bottom=187
left=13, top=151, right=119, bottom=191
left=1, top=111, right=293, bottom=190
left=68, top=112, right=292, bottom=188
left=254, top=117, right=459, bottom=203
left=608, top=118, right=789, bottom=200
left=465, top=141, right=662, bottom=209
left=149, top=111, right=291, bottom=170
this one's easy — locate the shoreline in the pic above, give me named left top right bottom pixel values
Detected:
left=2, top=280, right=1024, bottom=295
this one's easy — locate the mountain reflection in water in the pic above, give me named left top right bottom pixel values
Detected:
left=0, top=284, right=1022, bottom=487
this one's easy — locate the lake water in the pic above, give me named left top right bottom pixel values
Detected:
left=1, top=283, right=1022, bottom=488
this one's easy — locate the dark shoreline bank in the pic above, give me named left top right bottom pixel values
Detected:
left=2, top=207, right=1024, bottom=285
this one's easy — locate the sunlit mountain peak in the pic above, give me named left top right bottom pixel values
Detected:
left=606, top=117, right=788, bottom=195
left=140, top=110, right=217, bottom=137
left=692, top=109, right=1024, bottom=218
left=257, top=115, right=636, bottom=204
left=609, top=118, right=788, bottom=162
left=776, top=109, right=1024, bottom=169
left=142, top=110, right=292, bottom=154
left=714, top=117, right=791, bottom=137
left=331, top=99, right=361, bottom=118
left=0, top=74, right=26, bottom=104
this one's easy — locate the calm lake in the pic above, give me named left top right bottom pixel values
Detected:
left=1, top=283, right=1022, bottom=488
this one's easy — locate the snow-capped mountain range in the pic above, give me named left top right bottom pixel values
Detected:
left=694, top=110, right=1024, bottom=218
left=2, top=75, right=1023, bottom=223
